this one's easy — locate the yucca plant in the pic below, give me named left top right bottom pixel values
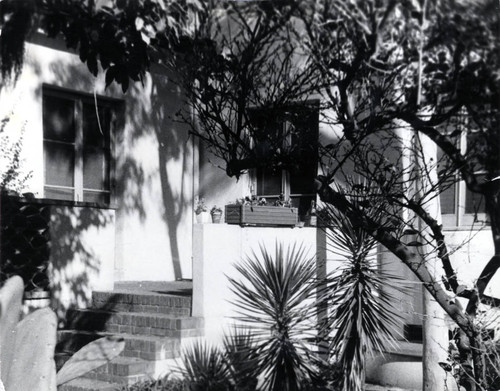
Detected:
left=318, top=184, right=407, bottom=391
left=223, top=328, right=259, bottom=391
left=174, top=329, right=259, bottom=391
left=179, top=341, right=233, bottom=391
left=227, top=243, right=320, bottom=391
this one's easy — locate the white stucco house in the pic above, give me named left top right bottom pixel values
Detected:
left=0, top=33, right=325, bottom=323
left=1, top=33, right=498, bottom=390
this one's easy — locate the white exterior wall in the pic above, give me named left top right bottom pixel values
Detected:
left=0, top=36, right=195, bottom=307
left=47, top=204, right=115, bottom=322
left=379, top=226, right=497, bottom=340
left=111, top=70, right=195, bottom=282
left=192, top=224, right=324, bottom=344
left=197, top=101, right=499, bottom=337
left=198, top=153, right=253, bottom=215
left=2, top=35, right=498, bottom=352
left=445, top=228, right=498, bottom=299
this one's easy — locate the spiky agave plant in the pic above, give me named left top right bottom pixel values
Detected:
left=319, top=184, right=407, bottom=391
left=223, top=328, right=259, bottom=391
left=179, top=341, right=233, bottom=391
left=227, top=243, right=320, bottom=391
left=176, top=330, right=259, bottom=391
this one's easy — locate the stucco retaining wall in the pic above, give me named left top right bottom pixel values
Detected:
left=192, top=223, right=324, bottom=344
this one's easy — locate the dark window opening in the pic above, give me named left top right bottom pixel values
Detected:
left=43, top=88, right=119, bottom=205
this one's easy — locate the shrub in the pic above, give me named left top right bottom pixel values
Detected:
left=179, top=341, right=233, bottom=391
left=223, top=329, right=259, bottom=391
left=120, top=377, right=187, bottom=391
left=0, top=115, right=30, bottom=194
left=318, top=189, right=406, bottom=391
left=227, top=243, right=320, bottom=391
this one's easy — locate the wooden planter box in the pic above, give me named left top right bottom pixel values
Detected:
left=225, top=204, right=298, bottom=226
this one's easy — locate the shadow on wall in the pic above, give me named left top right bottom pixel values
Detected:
left=153, top=76, right=191, bottom=279
left=48, top=205, right=114, bottom=327
left=120, top=73, right=192, bottom=280
left=198, top=142, right=248, bottom=208
left=45, top=56, right=192, bottom=281
left=0, top=195, right=114, bottom=327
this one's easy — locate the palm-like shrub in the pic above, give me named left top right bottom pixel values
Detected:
left=179, top=341, right=233, bottom=391
left=223, top=329, right=259, bottom=391
left=227, top=243, right=320, bottom=391
left=318, top=190, right=406, bottom=391
left=176, top=329, right=259, bottom=391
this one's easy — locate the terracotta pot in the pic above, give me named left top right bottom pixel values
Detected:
left=211, top=211, right=222, bottom=223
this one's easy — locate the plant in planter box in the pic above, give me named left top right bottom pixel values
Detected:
left=273, top=193, right=292, bottom=208
left=235, top=195, right=267, bottom=206
left=210, top=206, right=223, bottom=223
left=226, top=194, right=298, bottom=226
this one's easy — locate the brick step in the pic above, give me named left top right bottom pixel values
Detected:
left=83, top=370, right=146, bottom=386
left=82, top=356, right=154, bottom=385
left=58, top=377, right=121, bottom=391
left=114, top=280, right=192, bottom=293
left=92, top=291, right=191, bottom=316
left=57, top=330, right=182, bottom=360
left=95, top=356, right=153, bottom=377
left=66, top=308, right=203, bottom=337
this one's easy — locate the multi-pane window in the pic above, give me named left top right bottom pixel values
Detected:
left=252, top=105, right=319, bottom=219
left=43, top=88, right=118, bottom=204
left=438, top=116, right=487, bottom=227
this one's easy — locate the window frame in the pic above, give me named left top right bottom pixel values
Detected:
left=251, top=102, right=319, bottom=217
left=42, top=85, right=121, bottom=206
left=440, top=129, right=488, bottom=228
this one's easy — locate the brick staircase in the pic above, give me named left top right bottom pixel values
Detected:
left=56, top=282, right=203, bottom=391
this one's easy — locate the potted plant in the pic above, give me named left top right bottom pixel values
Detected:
left=194, top=197, right=208, bottom=223
left=225, top=194, right=298, bottom=226
left=210, top=206, right=223, bottom=223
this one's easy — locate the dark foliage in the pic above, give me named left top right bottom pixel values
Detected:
left=0, top=194, right=50, bottom=292
left=1, top=0, right=203, bottom=91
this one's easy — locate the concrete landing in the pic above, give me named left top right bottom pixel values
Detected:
left=366, top=384, right=418, bottom=391
left=114, top=280, right=193, bottom=295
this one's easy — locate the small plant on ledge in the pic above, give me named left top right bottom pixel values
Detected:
left=194, top=197, right=208, bottom=215
left=210, top=206, right=223, bottom=223
left=194, top=197, right=208, bottom=223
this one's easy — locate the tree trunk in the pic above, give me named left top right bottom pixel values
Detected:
left=314, top=177, right=472, bottom=333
